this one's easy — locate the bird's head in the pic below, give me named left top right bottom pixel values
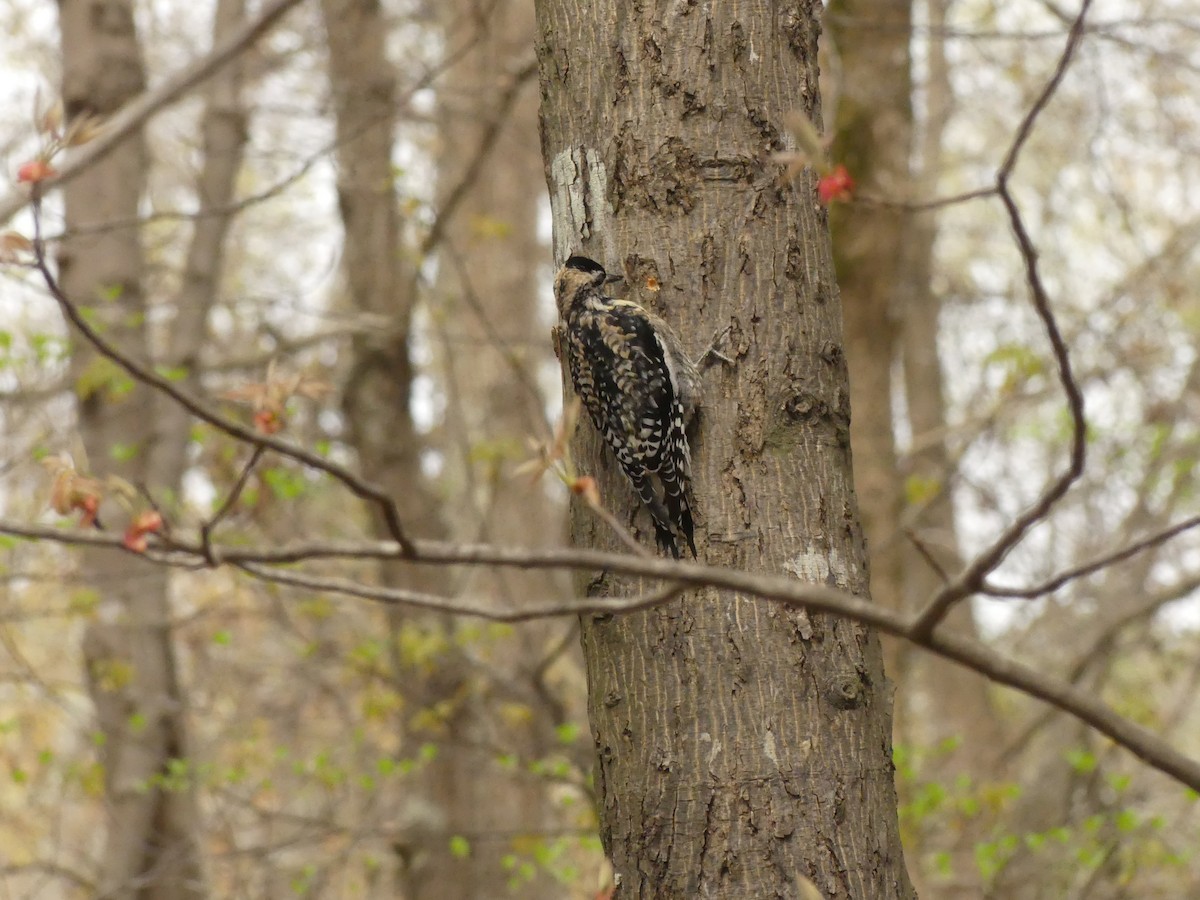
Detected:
left=554, top=255, right=620, bottom=317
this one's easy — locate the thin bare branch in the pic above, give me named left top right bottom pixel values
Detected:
left=199, top=444, right=265, bottom=561
left=0, top=0, right=307, bottom=228
left=237, top=561, right=686, bottom=623
left=441, top=244, right=552, bottom=433
left=41, top=35, right=496, bottom=244
left=911, top=0, right=1094, bottom=639
left=985, top=514, right=1200, bottom=599
left=4, top=516, right=1200, bottom=793
left=419, top=58, right=539, bottom=257
left=904, top=528, right=951, bottom=584
left=584, top=498, right=652, bottom=558
left=854, top=185, right=997, bottom=212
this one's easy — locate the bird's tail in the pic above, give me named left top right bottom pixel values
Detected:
left=660, top=455, right=696, bottom=558
left=627, top=468, right=682, bottom=559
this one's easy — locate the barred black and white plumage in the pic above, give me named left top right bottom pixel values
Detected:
left=554, top=255, right=698, bottom=558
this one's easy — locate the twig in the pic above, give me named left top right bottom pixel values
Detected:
left=854, top=185, right=998, bottom=212
left=910, top=0, right=1094, bottom=639
left=235, top=561, right=686, bottom=624
left=0, top=0, right=307, bottom=228
left=585, top=499, right=652, bottom=558
left=40, top=35, right=499, bottom=244
left=904, top=528, right=951, bottom=584
left=442, top=243, right=553, bottom=438
left=1000, top=573, right=1200, bottom=763
left=199, top=444, right=265, bottom=562
left=984, top=513, right=1200, bottom=599
left=419, top=58, right=539, bottom=257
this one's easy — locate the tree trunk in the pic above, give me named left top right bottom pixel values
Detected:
left=827, top=0, right=911, bottom=690
left=320, top=0, right=429, bottom=541
left=431, top=0, right=581, bottom=896
left=319, top=3, right=473, bottom=896
left=829, top=2, right=1002, bottom=890
left=58, top=0, right=208, bottom=895
left=898, top=0, right=1002, bottom=767
left=535, top=2, right=914, bottom=897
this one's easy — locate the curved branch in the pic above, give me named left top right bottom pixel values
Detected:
left=4, top=516, right=1200, bottom=793
left=911, top=0, right=1094, bottom=638
left=985, top=514, right=1200, bottom=599
left=29, top=202, right=415, bottom=555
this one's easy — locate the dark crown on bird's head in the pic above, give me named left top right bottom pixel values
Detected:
left=564, top=255, right=608, bottom=286
left=564, top=254, right=605, bottom=275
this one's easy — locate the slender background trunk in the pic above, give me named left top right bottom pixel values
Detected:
left=429, top=0, right=579, bottom=895
left=829, top=2, right=1003, bottom=889
left=58, top=0, right=211, bottom=895
left=827, top=0, right=910, bottom=689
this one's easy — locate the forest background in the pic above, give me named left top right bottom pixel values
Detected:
left=1, top=0, right=1199, bottom=897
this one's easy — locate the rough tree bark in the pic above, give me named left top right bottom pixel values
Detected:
left=56, top=0, right=243, bottom=895
left=535, top=2, right=914, bottom=897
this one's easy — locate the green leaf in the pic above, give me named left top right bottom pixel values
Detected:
left=68, top=588, right=100, bottom=616
left=449, top=835, right=470, bottom=859
left=262, top=467, right=307, bottom=500
left=469, top=213, right=514, bottom=239
left=902, top=475, right=940, bottom=504
left=155, top=364, right=189, bottom=382
left=1115, top=809, right=1139, bottom=833
left=75, top=356, right=125, bottom=400
left=1065, top=748, right=1097, bottom=774
left=110, top=442, right=139, bottom=462
left=1105, top=772, right=1131, bottom=793
left=555, top=722, right=581, bottom=745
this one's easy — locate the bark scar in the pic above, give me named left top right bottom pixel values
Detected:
left=548, top=147, right=615, bottom=264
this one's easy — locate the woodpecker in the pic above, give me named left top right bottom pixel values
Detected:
left=554, top=254, right=698, bottom=558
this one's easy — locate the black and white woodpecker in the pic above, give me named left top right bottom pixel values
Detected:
left=554, top=255, right=699, bottom=558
